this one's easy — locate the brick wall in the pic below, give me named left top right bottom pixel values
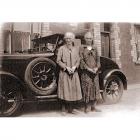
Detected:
left=119, top=23, right=140, bottom=84
left=93, top=23, right=101, bottom=56
left=110, top=23, right=122, bottom=68
left=0, top=24, right=4, bottom=53
left=41, top=23, right=52, bottom=37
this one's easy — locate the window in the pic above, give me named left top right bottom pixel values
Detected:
left=133, top=24, right=140, bottom=64
left=100, top=23, right=110, bottom=33
left=104, top=23, right=110, bottom=32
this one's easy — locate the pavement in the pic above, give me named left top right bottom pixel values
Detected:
left=20, top=83, right=140, bottom=117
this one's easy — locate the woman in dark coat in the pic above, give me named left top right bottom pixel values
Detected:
left=80, top=32, right=101, bottom=113
left=57, top=32, right=82, bottom=114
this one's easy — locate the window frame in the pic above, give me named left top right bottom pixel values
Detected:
left=135, top=25, right=140, bottom=64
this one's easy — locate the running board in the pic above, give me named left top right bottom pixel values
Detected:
left=22, top=95, right=58, bottom=103
left=36, top=94, right=58, bottom=99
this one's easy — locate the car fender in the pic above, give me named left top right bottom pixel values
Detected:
left=103, top=69, right=127, bottom=90
left=0, top=71, right=28, bottom=97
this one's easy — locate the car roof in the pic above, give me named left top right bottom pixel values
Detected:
left=31, top=32, right=87, bottom=46
left=32, top=33, right=64, bottom=45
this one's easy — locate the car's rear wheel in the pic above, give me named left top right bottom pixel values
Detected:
left=0, top=79, right=23, bottom=117
left=25, top=58, right=57, bottom=96
left=102, top=75, right=123, bottom=104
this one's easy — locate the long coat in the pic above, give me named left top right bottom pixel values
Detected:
left=57, top=45, right=82, bottom=101
left=80, top=45, right=100, bottom=103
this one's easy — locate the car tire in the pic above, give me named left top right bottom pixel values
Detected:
left=24, top=57, right=57, bottom=96
left=102, top=75, right=123, bottom=104
left=0, top=78, right=23, bottom=117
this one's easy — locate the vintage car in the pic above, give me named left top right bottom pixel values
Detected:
left=0, top=33, right=127, bottom=117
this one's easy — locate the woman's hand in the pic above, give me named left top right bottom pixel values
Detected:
left=71, top=66, right=76, bottom=73
left=87, top=67, right=95, bottom=73
left=66, top=67, right=73, bottom=75
left=93, top=67, right=98, bottom=73
left=87, top=67, right=98, bottom=74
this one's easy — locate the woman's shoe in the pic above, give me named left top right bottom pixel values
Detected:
left=91, top=106, right=101, bottom=112
left=61, top=111, right=66, bottom=116
left=62, top=104, right=66, bottom=112
left=68, top=109, right=73, bottom=114
left=68, top=106, right=73, bottom=113
left=61, top=104, right=67, bottom=116
left=84, top=105, right=88, bottom=113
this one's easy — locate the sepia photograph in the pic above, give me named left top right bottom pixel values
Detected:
left=0, top=22, right=140, bottom=117
left=1, top=0, right=140, bottom=140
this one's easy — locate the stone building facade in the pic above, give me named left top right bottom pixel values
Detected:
left=0, top=22, right=140, bottom=84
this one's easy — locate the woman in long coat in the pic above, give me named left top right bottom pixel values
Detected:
left=57, top=32, right=82, bottom=114
left=80, top=32, right=101, bottom=113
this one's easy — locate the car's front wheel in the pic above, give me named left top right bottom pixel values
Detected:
left=0, top=79, right=23, bottom=117
left=102, top=75, right=123, bottom=104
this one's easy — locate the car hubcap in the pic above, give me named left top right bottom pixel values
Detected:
left=105, top=80, right=120, bottom=100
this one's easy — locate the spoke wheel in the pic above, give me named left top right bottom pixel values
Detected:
left=102, top=75, right=123, bottom=104
left=0, top=81, right=23, bottom=117
left=25, top=58, right=57, bottom=95
left=31, top=62, right=56, bottom=90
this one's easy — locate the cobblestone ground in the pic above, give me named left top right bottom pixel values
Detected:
left=21, top=84, right=140, bottom=117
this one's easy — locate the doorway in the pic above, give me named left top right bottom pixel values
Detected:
left=101, top=32, right=111, bottom=58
